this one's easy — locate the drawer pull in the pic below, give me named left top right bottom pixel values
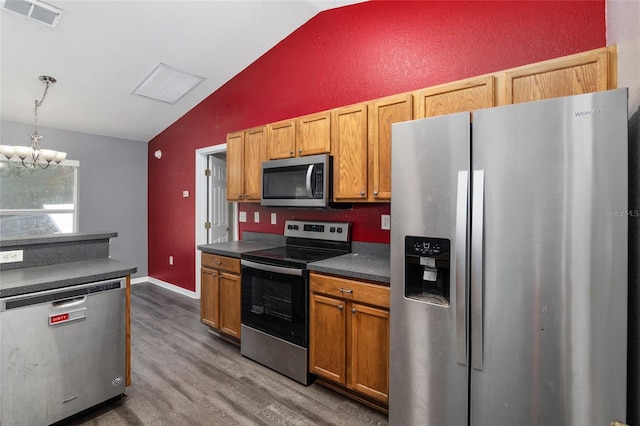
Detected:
left=215, top=261, right=221, bottom=265
left=339, top=288, right=353, bottom=294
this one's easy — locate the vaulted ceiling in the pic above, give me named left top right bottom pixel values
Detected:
left=0, top=0, right=364, bottom=142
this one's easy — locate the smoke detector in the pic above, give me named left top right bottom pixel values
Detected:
left=1, top=0, right=63, bottom=27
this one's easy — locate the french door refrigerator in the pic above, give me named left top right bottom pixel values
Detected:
left=389, top=88, right=628, bottom=426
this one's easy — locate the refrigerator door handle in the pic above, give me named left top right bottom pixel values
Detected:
left=471, top=169, right=485, bottom=370
left=455, top=170, right=469, bottom=365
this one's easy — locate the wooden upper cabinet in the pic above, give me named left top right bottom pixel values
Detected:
left=368, top=94, right=412, bottom=201
left=331, top=104, right=368, bottom=202
left=243, top=126, right=267, bottom=201
left=414, top=76, right=496, bottom=119
left=267, top=119, right=296, bottom=159
left=226, top=131, right=244, bottom=202
left=296, top=111, right=331, bottom=157
left=502, top=47, right=615, bottom=105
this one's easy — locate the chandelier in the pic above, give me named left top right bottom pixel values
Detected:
left=0, top=76, right=67, bottom=168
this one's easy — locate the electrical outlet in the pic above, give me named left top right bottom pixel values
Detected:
left=254, top=212, right=260, bottom=223
left=381, top=214, right=391, bottom=230
left=182, top=190, right=189, bottom=198
left=169, top=256, right=174, bottom=265
left=271, top=213, right=277, bottom=225
left=239, top=211, right=247, bottom=222
left=0, top=250, right=23, bottom=264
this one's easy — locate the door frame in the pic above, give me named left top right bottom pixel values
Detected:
left=195, top=144, right=238, bottom=299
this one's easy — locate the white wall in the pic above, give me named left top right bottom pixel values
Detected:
left=607, top=1, right=640, bottom=423
left=607, top=0, right=640, bottom=116
left=0, top=120, right=148, bottom=277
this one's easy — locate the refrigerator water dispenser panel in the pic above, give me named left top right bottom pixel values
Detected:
left=404, top=236, right=450, bottom=306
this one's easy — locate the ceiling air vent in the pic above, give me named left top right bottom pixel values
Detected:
left=133, top=63, right=205, bottom=104
left=1, top=0, right=63, bottom=27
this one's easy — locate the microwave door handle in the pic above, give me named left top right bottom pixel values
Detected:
left=305, top=164, right=314, bottom=197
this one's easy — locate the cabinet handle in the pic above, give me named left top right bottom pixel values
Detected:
left=215, top=261, right=221, bottom=265
left=373, top=191, right=379, bottom=196
left=360, top=191, right=365, bottom=196
left=298, top=149, right=303, bottom=154
left=238, top=194, right=243, bottom=199
left=339, top=288, right=353, bottom=294
left=351, top=308, right=357, bottom=313
left=338, top=305, right=344, bottom=310
left=289, top=150, right=294, bottom=155
left=211, top=272, right=217, bottom=277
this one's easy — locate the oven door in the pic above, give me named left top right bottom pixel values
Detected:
left=241, top=259, right=308, bottom=347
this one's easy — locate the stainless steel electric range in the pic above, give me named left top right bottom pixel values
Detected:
left=240, top=219, right=351, bottom=385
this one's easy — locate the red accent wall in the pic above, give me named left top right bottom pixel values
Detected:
left=148, top=0, right=606, bottom=291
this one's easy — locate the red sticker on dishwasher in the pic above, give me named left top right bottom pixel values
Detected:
left=50, top=313, right=69, bottom=324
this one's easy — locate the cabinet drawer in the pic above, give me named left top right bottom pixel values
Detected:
left=201, top=253, right=240, bottom=274
left=310, top=272, right=390, bottom=309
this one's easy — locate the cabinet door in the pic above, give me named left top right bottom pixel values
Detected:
left=503, top=47, right=612, bottom=104
left=244, top=126, right=267, bottom=201
left=296, top=111, right=331, bottom=157
left=332, top=104, right=368, bottom=201
left=369, top=94, right=412, bottom=201
left=219, top=272, right=241, bottom=339
left=201, top=267, right=219, bottom=329
left=349, top=303, right=390, bottom=404
left=267, top=120, right=296, bottom=160
left=414, top=76, right=495, bottom=119
left=309, top=293, right=347, bottom=384
left=226, top=131, right=244, bottom=201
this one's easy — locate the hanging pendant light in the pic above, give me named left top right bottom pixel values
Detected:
left=0, top=75, right=67, bottom=169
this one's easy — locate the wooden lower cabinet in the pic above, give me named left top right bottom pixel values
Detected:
left=201, top=253, right=241, bottom=341
left=309, top=272, right=390, bottom=411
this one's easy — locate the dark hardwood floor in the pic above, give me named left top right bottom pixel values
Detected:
left=66, top=282, right=389, bottom=426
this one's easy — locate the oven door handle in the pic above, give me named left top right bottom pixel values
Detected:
left=241, top=259, right=304, bottom=276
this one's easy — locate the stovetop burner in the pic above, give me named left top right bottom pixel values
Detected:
left=242, top=220, right=351, bottom=268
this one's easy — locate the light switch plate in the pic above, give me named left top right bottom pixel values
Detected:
left=239, top=211, right=247, bottom=222
left=271, top=213, right=277, bottom=225
left=254, top=212, right=260, bottom=223
left=381, top=214, right=391, bottom=230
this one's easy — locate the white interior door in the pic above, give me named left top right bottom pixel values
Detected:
left=207, top=155, right=229, bottom=243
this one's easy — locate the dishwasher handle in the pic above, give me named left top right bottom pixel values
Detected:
left=1, top=278, right=125, bottom=311
left=52, top=296, right=87, bottom=309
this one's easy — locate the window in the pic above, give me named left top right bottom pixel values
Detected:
left=0, top=160, right=79, bottom=237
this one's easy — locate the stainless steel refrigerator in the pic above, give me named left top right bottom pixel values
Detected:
left=389, top=88, right=629, bottom=425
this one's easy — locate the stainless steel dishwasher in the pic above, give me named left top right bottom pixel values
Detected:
left=0, top=277, right=127, bottom=425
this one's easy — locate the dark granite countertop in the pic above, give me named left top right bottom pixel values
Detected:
left=308, top=252, right=390, bottom=284
left=0, top=231, right=117, bottom=248
left=197, top=236, right=390, bottom=284
left=197, top=240, right=284, bottom=258
left=0, top=258, right=137, bottom=298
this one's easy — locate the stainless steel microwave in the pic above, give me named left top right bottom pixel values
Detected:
left=261, top=154, right=331, bottom=207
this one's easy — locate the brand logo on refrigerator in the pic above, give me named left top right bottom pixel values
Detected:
left=574, top=108, right=604, bottom=118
